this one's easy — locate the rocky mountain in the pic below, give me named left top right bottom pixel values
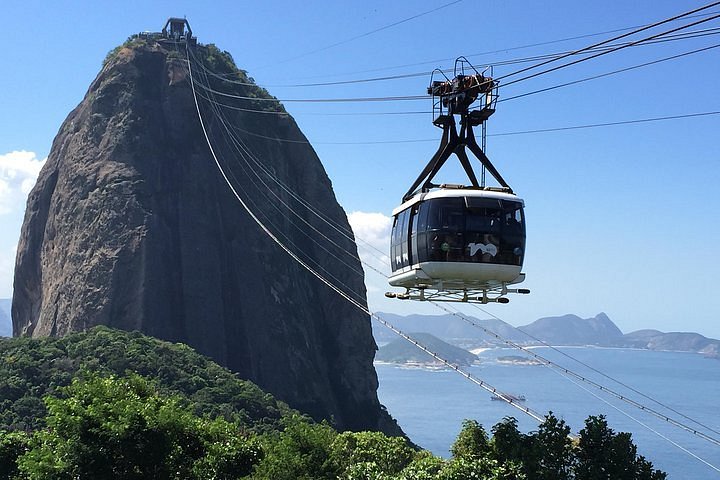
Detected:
left=518, top=312, right=624, bottom=346
left=376, top=333, right=478, bottom=366
left=0, top=299, right=10, bottom=337
left=12, top=36, right=400, bottom=435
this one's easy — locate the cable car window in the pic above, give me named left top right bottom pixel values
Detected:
left=411, top=196, right=525, bottom=267
left=466, top=211, right=494, bottom=232
left=391, top=210, right=410, bottom=271
left=409, top=205, right=419, bottom=266
left=426, top=198, right=464, bottom=230
left=465, top=197, right=502, bottom=210
left=416, top=201, right=429, bottom=233
left=416, top=202, right=430, bottom=263
left=390, top=215, right=400, bottom=271
left=399, top=209, right=410, bottom=268
left=392, top=214, right=402, bottom=243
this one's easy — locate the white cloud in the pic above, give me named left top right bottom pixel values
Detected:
left=0, top=246, right=16, bottom=298
left=346, top=211, right=429, bottom=315
left=347, top=211, right=392, bottom=268
left=347, top=211, right=394, bottom=306
left=0, top=151, right=45, bottom=298
left=347, top=211, right=391, bottom=249
left=0, top=151, right=46, bottom=215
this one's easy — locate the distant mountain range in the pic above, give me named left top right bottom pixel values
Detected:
left=4, top=299, right=717, bottom=357
left=373, top=312, right=720, bottom=357
left=0, top=299, right=11, bottom=337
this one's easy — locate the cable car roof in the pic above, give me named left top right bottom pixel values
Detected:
left=392, top=187, right=524, bottom=216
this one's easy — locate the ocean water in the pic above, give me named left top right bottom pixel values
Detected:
left=376, top=347, right=720, bottom=479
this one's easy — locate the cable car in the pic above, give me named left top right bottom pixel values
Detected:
left=386, top=59, right=529, bottom=303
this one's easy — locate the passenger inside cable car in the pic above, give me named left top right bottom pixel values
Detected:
left=390, top=195, right=525, bottom=273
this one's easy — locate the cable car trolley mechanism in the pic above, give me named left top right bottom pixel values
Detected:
left=386, top=58, right=529, bottom=304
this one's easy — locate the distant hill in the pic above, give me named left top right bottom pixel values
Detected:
left=624, top=329, right=720, bottom=356
left=373, top=312, right=526, bottom=345
left=621, top=329, right=662, bottom=344
left=376, top=332, right=478, bottom=366
left=518, top=313, right=624, bottom=346
left=0, top=298, right=10, bottom=337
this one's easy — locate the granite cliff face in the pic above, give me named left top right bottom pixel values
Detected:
left=13, top=39, right=401, bottom=435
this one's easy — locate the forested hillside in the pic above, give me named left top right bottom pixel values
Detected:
left=0, top=326, right=291, bottom=433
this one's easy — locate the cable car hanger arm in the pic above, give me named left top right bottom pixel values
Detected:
left=464, top=122, right=511, bottom=191
left=403, top=112, right=512, bottom=201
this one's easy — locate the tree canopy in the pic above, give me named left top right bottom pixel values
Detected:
left=0, top=327, right=666, bottom=479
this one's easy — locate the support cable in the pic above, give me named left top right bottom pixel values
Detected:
left=195, top=27, right=720, bottom=89
left=187, top=54, right=393, bottom=268
left=193, top=68, right=390, bottom=269
left=498, top=11, right=720, bottom=89
left=495, top=1, right=720, bottom=84
left=261, top=11, right=719, bottom=82
left=256, top=0, right=466, bottom=68
left=499, top=42, right=720, bottom=103
left=189, top=38, right=720, bottom=118
left=183, top=50, right=374, bottom=301
left=194, top=67, right=387, bottom=277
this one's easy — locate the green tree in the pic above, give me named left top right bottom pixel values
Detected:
left=249, top=417, right=337, bottom=480
left=450, top=420, right=490, bottom=460
left=575, top=416, right=666, bottom=480
left=440, top=456, right=525, bottom=480
left=328, top=431, right=416, bottom=478
left=534, top=413, right=574, bottom=480
left=635, top=455, right=667, bottom=480
left=0, top=430, right=30, bottom=480
left=397, top=450, right=446, bottom=480
left=575, top=415, right=614, bottom=480
left=17, top=373, right=261, bottom=480
left=491, top=417, right=526, bottom=466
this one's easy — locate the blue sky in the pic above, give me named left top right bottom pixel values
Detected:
left=1, top=0, right=719, bottom=337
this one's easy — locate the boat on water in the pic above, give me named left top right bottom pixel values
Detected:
left=491, top=393, right=526, bottom=402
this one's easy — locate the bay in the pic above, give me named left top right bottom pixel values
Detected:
left=376, top=347, right=720, bottom=479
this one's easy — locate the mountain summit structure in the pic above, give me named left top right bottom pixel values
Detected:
left=12, top=29, right=400, bottom=435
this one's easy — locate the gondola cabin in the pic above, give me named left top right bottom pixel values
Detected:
left=386, top=58, right=529, bottom=303
left=388, top=187, right=526, bottom=296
